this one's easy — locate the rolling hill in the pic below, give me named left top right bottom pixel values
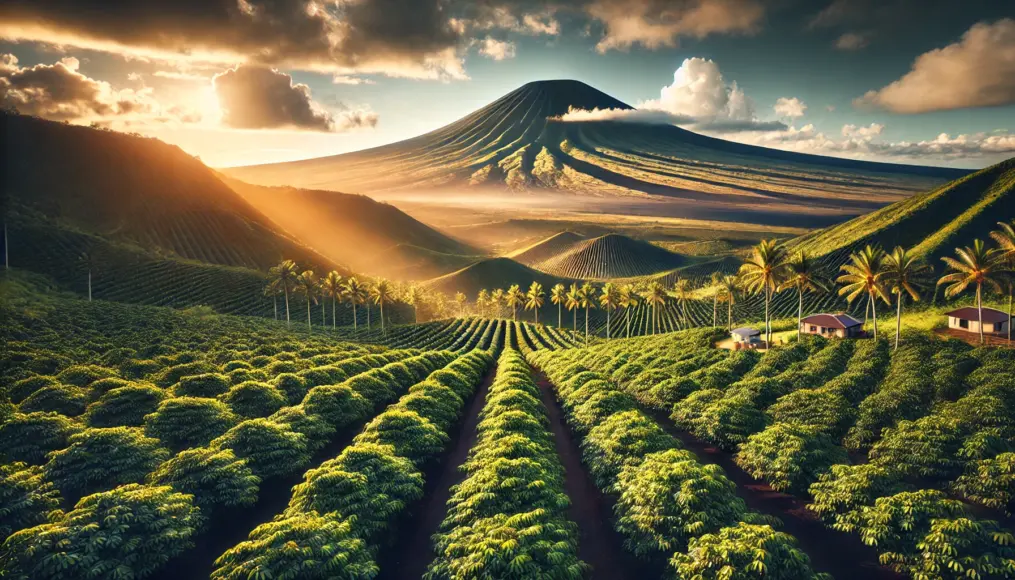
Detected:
left=222, top=179, right=482, bottom=279
left=533, top=233, right=687, bottom=279
left=420, top=257, right=570, bottom=299
left=790, top=157, right=1015, bottom=264
left=226, top=80, right=968, bottom=228
left=507, top=231, right=587, bottom=265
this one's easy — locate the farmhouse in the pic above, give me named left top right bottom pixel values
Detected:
left=731, top=327, right=762, bottom=346
left=945, top=307, right=1010, bottom=335
left=800, top=313, right=863, bottom=338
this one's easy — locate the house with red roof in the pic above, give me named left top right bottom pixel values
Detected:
left=945, top=307, right=1009, bottom=335
left=800, top=313, right=864, bottom=338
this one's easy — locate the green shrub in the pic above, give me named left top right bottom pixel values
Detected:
left=172, top=372, right=231, bottom=398
left=583, top=410, right=678, bottom=490
left=144, top=397, right=239, bottom=451
left=85, top=383, right=168, bottom=427
left=953, top=452, right=1015, bottom=515
left=669, top=523, right=828, bottom=580
left=2, top=484, right=202, bottom=580
left=303, top=385, right=370, bottom=428
left=44, top=427, right=170, bottom=498
left=218, top=381, right=287, bottom=418
left=148, top=447, right=259, bottom=511
left=212, top=419, right=309, bottom=479
left=354, top=409, right=448, bottom=466
left=904, top=518, right=1015, bottom=580
left=735, top=423, right=849, bottom=495
left=119, top=358, right=163, bottom=379
left=271, top=373, right=309, bottom=404
left=19, top=384, right=88, bottom=416
left=155, top=361, right=220, bottom=388
left=225, top=368, right=267, bottom=385
left=86, top=377, right=134, bottom=399
left=56, top=364, right=117, bottom=387
left=0, top=412, right=83, bottom=464
left=0, top=462, right=62, bottom=543
left=270, top=407, right=335, bottom=453
left=9, top=375, right=59, bottom=404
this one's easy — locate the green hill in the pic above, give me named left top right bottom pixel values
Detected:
left=534, top=233, right=687, bottom=279
left=421, top=257, right=570, bottom=298
left=790, top=157, right=1015, bottom=263
left=507, top=231, right=587, bottom=265
left=223, top=178, right=481, bottom=279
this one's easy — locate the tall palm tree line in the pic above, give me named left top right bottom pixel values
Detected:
left=579, top=282, right=594, bottom=346
left=294, top=270, right=319, bottom=333
left=739, top=239, right=789, bottom=346
left=643, top=281, right=668, bottom=336
left=525, top=282, right=545, bottom=324
left=565, top=283, right=580, bottom=333
left=882, top=247, right=931, bottom=350
left=670, top=278, right=692, bottom=331
left=371, top=278, right=395, bottom=335
left=550, top=283, right=566, bottom=328
left=718, top=275, right=739, bottom=331
left=322, top=271, right=344, bottom=329
left=344, top=277, right=367, bottom=331
left=837, top=245, right=889, bottom=340
left=938, top=240, right=1005, bottom=345
left=780, top=251, right=828, bottom=341
left=268, top=259, right=300, bottom=327
left=619, top=283, right=638, bottom=339
left=599, top=283, right=619, bottom=339
left=505, top=284, right=524, bottom=321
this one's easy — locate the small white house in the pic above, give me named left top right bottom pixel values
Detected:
left=731, top=327, right=761, bottom=345
left=946, top=307, right=1010, bottom=335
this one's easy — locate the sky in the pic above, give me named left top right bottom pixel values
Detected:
left=2, top=0, right=1014, bottom=168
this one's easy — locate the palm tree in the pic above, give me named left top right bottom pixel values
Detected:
left=938, top=240, right=1005, bottom=345
left=780, top=251, right=829, bottom=341
left=79, top=250, right=96, bottom=302
left=263, top=279, right=281, bottom=321
left=618, top=283, right=638, bottom=338
left=837, top=245, right=889, bottom=340
left=491, top=289, right=505, bottom=319
left=644, top=281, right=668, bottom=335
left=881, top=247, right=932, bottom=350
left=671, top=278, right=692, bottom=330
left=739, top=239, right=789, bottom=346
left=718, top=275, right=739, bottom=331
left=321, top=271, right=344, bottom=329
left=344, top=276, right=367, bottom=332
left=599, top=283, right=620, bottom=339
left=268, top=259, right=300, bottom=327
left=710, top=271, right=722, bottom=327
left=991, top=221, right=1015, bottom=342
left=454, top=292, right=467, bottom=317
left=505, top=284, right=524, bottom=321
left=371, top=278, right=395, bottom=335
left=476, top=289, right=490, bottom=318
left=565, top=284, right=580, bottom=333
left=579, top=282, right=594, bottom=346
left=550, top=283, right=566, bottom=328
left=525, top=282, right=545, bottom=324
left=405, top=285, right=424, bottom=324
left=294, top=270, right=318, bottom=333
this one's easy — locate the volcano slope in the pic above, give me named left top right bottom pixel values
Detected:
left=534, top=233, right=686, bottom=279
left=226, top=80, right=967, bottom=228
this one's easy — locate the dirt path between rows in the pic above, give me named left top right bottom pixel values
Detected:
left=151, top=425, right=362, bottom=580
left=535, top=372, right=651, bottom=580
left=377, top=366, right=496, bottom=580
left=641, top=407, right=902, bottom=580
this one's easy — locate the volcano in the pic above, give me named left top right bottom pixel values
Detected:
left=225, top=80, right=969, bottom=227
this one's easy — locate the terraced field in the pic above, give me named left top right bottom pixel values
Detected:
left=533, top=233, right=686, bottom=279
left=507, top=231, right=587, bottom=265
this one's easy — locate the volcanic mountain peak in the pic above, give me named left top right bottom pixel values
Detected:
left=534, top=233, right=686, bottom=279
left=508, top=79, right=633, bottom=116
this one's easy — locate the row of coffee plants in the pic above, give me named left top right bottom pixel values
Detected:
left=427, top=349, right=584, bottom=579
left=529, top=348, right=829, bottom=579
left=212, top=350, right=493, bottom=579
left=0, top=349, right=458, bottom=579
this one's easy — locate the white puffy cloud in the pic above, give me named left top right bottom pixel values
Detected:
left=556, top=106, right=695, bottom=124
left=774, top=97, right=807, bottom=119
left=841, top=122, right=883, bottom=138
left=641, top=57, right=755, bottom=120
left=855, top=19, right=1015, bottom=113
left=477, top=37, right=517, bottom=60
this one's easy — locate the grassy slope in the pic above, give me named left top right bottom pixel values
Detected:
left=421, top=257, right=571, bottom=298
left=534, top=233, right=687, bottom=279
left=507, top=231, right=587, bottom=264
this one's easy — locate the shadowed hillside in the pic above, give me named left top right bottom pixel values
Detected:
left=226, top=80, right=968, bottom=227
left=5, top=112, right=330, bottom=271
left=222, top=178, right=482, bottom=279
left=790, top=157, right=1015, bottom=263
left=507, top=231, right=587, bottom=264
left=420, top=257, right=570, bottom=298
left=534, top=233, right=686, bottom=278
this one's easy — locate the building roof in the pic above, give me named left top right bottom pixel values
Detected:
left=731, top=327, right=761, bottom=337
left=946, top=307, right=1010, bottom=324
left=800, top=313, right=863, bottom=329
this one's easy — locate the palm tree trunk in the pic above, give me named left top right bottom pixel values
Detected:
left=765, top=285, right=771, bottom=346
left=573, top=309, right=576, bottom=333
left=381, top=302, right=386, bottom=335
left=728, top=300, right=732, bottom=332
left=558, top=304, right=562, bottom=328
left=871, top=294, right=878, bottom=340
left=584, top=306, right=589, bottom=346
left=797, top=285, right=802, bottom=341
left=332, top=297, right=336, bottom=329
left=306, top=299, right=312, bottom=333
left=683, top=302, right=688, bottom=330
left=606, top=308, right=611, bottom=339
left=352, top=303, right=358, bottom=331
left=367, top=304, right=371, bottom=330
left=534, top=308, right=538, bottom=325
left=284, top=287, right=291, bottom=326
left=626, top=307, right=631, bottom=338
left=1007, top=285, right=1012, bottom=342
left=87, top=269, right=92, bottom=302
left=713, top=294, right=717, bottom=327
left=977, top=284, right=984, bottom=345
left=895, top=293, right=903, bottom=351
left=321, top=300, right=325, bottom=327
left=273, top=295, right=277, bottom=321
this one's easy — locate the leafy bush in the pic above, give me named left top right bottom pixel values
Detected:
left=302, top=385, right=371, bottom=428
left=210, top=513, right=377, bottom=580
left=155, top=361, right=220, bottom=387
left=218, top=381, right=287, bottom=418
left=354, top=409, right=448, bottom=466
left=171, top=372, right=231, bottom=398
left=836, top=490, right=965, bottom=557
left=736, top=423, right=849, bottom=495
left=85, top=383, right=168, bottom=427
left=270, top=406, right=335, bottom=453
left=56, top=364, right=117, bottom=387
left=18, top=384, right=89, bottom=416
left=0, top=412, right=83, bottom=464
left=905, top=518, right=1015, bottom=580
left=211, top=419, right=309, bottom=479
left=669, top=523, right=829, bottom=580
left=2, top=484, right=202, bottom=580
left=615, top=449, right=745, bottom=555
left=119, top=358, right=163, bottom=379
left=953, top=452, right=1015, bottom=515
left=584, top=410, right=679, bottom=490
left=272, top=373, right=310, bottom=404
left=86, top=377, right=134, bottom=399
left=807, top=463, right=907, bottom=526
left=144, top=397, right=239, bottom=451
left=148, top=447, right=259, bottom=511
left=9, top=375, right=59, bottom=404
left=44, top=427, right=170, bottom=498
left=0, top=462, right=62, bottom=543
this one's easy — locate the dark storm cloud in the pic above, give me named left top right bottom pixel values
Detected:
left=0, top=0, right=465, bottom=78
left=213, top=64, right=377, bottom=131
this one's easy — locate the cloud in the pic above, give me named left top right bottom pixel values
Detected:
left=773, top=97, right=806, bottom=119
left=468, top=4, right=561, bottom=35
left=855, top=19, right=1015, bottom=113
left=841, top=122, right=883, bottom=138
left=640, top=57, right=755, bottom=120
left=556, top=106, right=695, bottom=124
left=152, top=70, right=210, bottom=82
left=586, top=0, right=765, bottom=52
left=835, top=31, right=870, bottom=50
left=0, top=0, right=468, bottom=80
left=478, top=37, right=517, bottom=60
left=331, top=75, right=375, bottom=85
left=0, top=53, right=196, bottom=123
left=212, top=65, right=376, bottom=132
